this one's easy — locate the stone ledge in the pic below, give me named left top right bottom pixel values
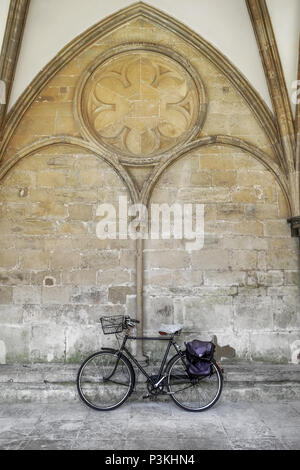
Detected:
left=0, top=362, right=299, bottom=403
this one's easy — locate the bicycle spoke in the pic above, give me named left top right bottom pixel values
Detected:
left=167, top=354, right=222, bottom=411
left=78, top=352, right=133, bottom=410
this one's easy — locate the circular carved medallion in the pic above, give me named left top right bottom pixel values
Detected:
left=75, top=47, right=207, bottom=160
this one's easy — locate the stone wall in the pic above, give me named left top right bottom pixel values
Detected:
left=144, top=148, right=300, bottom=362
left=0, top=149, right=136, bottom=363
left=0, top=11, right=299, bottom=364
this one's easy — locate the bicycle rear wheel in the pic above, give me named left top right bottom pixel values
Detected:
left=166, top=353, right=223, bottom=412
left=77, top=351, right=134, bottom=411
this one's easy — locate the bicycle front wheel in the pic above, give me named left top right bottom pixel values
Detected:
left=166, top=353, right=223, bottom=412
left=77, top=351, right=134, bottom=411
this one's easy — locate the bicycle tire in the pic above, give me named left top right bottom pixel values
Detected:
left=77, top=350, right=135, bottom=411
left=166, top=353, right=223, bottom=412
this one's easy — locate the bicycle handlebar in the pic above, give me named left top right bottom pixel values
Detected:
left=125, top=317, right=140, bottom=325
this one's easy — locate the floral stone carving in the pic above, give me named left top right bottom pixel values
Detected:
left=77, top=49, right=206, bottom=158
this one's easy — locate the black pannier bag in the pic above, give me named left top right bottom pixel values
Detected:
left=185, top=340, right=215, bottom=376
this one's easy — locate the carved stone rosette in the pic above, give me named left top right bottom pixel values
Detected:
left=74, top=44, right=207, bottom=165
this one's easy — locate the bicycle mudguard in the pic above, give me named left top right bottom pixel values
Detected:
left=214, top=360, right=224, bottom=374
left=101, top=347, right=118, bottom=353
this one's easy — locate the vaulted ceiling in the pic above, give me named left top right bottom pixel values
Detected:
left=0, top=0, right=299, bottom=115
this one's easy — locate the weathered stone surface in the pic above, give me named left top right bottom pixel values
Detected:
left=0, top=325, right=30, bottom=362
left=234, top=296, right=273, bottom=330
left=30, top=325, right=66, bottom=362
left=13, top=286, right=42, bottom=305
left=184, top=296, right=233, bottom=332
left=69, top=287, right=106, bottom=305
left=0, top=287, right=13, bottom=305
left=0, top=12, right=298, bottom=365
left=108, top=286, right=136, bottom=304
left=42, top=287, right=70, bottom=305
left=250, top=332, right=300, bottom=363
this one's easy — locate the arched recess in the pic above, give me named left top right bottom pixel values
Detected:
left=141, top=136, right=291, bottom=213
left=144, top=144, right=299, bottom=361
left=0, top=140, right=137, bottom=363
left=0, top=137, right=139, bottom=203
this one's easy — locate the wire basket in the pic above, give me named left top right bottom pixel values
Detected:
left=100, top=315, right=125, bottom=335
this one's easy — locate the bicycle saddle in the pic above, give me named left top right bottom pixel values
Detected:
left=158, top=324, right=182, bottom=335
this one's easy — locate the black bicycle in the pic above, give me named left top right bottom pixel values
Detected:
left=77, top=315, right=223, bottom=412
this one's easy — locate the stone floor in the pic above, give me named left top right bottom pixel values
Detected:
left=0, top=398, right=299, bottom=450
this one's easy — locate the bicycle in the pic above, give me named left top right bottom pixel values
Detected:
left=76, top=315, right=223, bottom=412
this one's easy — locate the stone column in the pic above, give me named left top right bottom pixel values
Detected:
left=0, top=0, right=30, bottom=134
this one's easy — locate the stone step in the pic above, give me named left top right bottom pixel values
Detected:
left=0, top=362, right=300, bottom=403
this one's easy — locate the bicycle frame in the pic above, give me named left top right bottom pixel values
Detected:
left=103, top=333, right=186, bottom=390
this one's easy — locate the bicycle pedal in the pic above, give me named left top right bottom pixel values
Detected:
left=142, top=394, right=150, bottom=399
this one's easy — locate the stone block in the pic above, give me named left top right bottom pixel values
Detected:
left=172, top=270, right=203, bottom=287
left=42, top=286, right=70, bottom=304
left=58, top=222, right=87, bottom=235
left=144, top=270, right=172, bottom=287
left=50, top=251, right=80, bottom=270
left=0, top=272, right=30, bottom=286
left=0, top=287, right=13, bottom=304
left=80, top=251, right=119, bottom=270
left=4, top=171, right=35, bottom=188
left=184, top=296, right=233, bottom=331
left=29, top=201, right=68, bottom=219
left=190, top=171, right=212, bottom=186
left=178, top=186, right=231, bottom=203
left=204, top=271, right=246, bottom=287
left=0, top=325, right=30, bottom=363
left=13, top=286, right=42, bottom=305
left=259, top=271, right=284, bottom=287
left=80, top=170, right=105, bottom=186
left=267, top=250, right=299, bottom=270
left=273, top=296, right=300, bottom=330
left=222, top=236, right=267, bottom=251
left=62, top=270, right=96, bottom=286
left=0, top=250, right=18, bottom=269
left=284, top=271, right=300, bottom=286
left=264, top=220, right=290, bottom=237
left=37, top=171, right=67, bottom=187
left=69, top=286, right=107, bottom=304
left=22, top=219, right=55, bottom=236
left=217, top=203, right=244, bottom=220
left=65, top=325, right=102, bottom=362
left=0, top=305, right=23, bottom=324
left=230, top=250, right=257, bottom=270
left=126, top=295, right=137, bottom=318
left=250, top=332, right=299, bottom=363
left=20, top=250, right=50, bottom=270
left=108, top=286, right=136, bottom=304
left=31, top=271, right=62, bottom=286
left=119, top=250, right=136, bottom=270
left=97, top=269, right=131, bottom=286
left=144, top=250, right=190, bottom=269
left=191, top=249, right=229, bottom=270
left=212, top=171, right=237, bottom=187
left=68, top=204, right=93, bottom=221
left=144, top=296, right=174, bottom=326
left=233, top=220, right=264, bottom=236
left=234, top=296, right=273, bottom=330
left=30, top=324, right=66, bottom=362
